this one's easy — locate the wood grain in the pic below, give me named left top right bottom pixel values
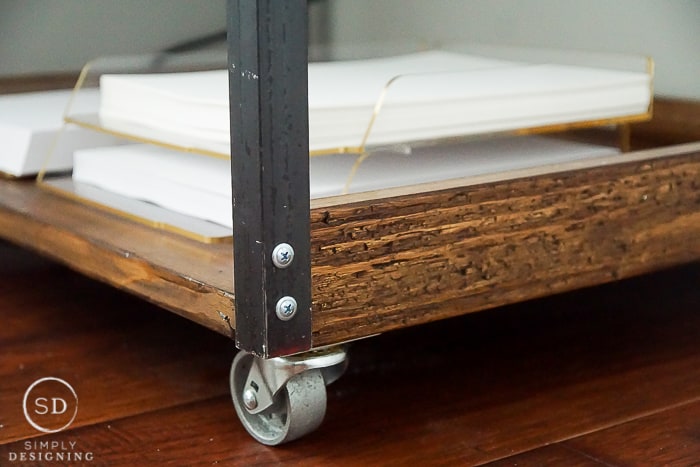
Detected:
left=310, top=148, right=700, bottom=345
left=484, top=445, right=603, bottom=466
left=0, top=180, right=235, bottom=338
left=565, top=401, right=700, bottom=466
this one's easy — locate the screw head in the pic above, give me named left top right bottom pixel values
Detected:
left=272, top=243, right=295, bottom=269
left=243, top=388, right=258, bottom=410
left=275, top=296, right=298, bottom=321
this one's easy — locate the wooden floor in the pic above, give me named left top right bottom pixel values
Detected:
left=1, top=239, right=699, bottom=466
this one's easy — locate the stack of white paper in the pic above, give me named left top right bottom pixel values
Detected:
left=97, top=50, right=651, bottom=153
left=0, top=89, right=120, bottom=177
left=72, top=136, right=619, bottom=228
left=73, top=146, right=231, bottom=227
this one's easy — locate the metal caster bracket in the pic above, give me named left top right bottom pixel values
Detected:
left=230, top=346, right=348, bottom=445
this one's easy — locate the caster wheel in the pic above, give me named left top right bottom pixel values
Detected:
left=230, top=351, right=327, bottom=445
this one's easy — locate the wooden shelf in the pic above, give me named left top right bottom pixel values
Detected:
left=0, top=177, right=235, bottom=336
left=1, top=98, right=699, bottom=348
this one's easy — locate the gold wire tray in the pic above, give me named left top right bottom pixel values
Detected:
left=37, top=47, right=654, bottom=243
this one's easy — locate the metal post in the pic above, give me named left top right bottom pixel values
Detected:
left=227, top=0, right=312, bottom=358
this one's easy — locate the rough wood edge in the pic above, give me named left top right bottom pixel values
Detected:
left=0, top=204, right=235, bottom=338
left=309, top=150, right=700, bottom=346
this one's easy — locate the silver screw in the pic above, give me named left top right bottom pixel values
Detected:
left=243, top=388, right=258, bottom=410
left=272, top=243, right=295, bottom=268
left=275, top=296, right=298, bottom=321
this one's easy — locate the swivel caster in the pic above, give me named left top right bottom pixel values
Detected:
left=229, top=346, right=348, bottom=445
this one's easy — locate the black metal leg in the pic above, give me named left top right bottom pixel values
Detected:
left=227, top=0, right=312, bottom=358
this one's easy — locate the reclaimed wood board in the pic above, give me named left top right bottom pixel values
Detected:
left=309, top=142, right=700, bottom=345
left=0, top=98, right=699, bottom=347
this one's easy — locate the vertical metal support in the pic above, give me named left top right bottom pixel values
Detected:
left=227, top=0, right=312, bottom=358
left=618, top=123, right=632, bottom=153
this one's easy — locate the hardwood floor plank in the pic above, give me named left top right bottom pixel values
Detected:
left=2, top=253, right=697, bottom=465
left=483, top=444, right=604, bottom=467
left=0, top=243, right=235, bottom=445
left=565, top=400, right=700, bottom=466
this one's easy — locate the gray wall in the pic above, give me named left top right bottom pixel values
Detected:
left=0, top=1, right=226, bottom=76
left=328, top=0, right=700, bottom=99
left=3, top=1, right=697, bottom=99
left=0, top=1, right=330, bottom=78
